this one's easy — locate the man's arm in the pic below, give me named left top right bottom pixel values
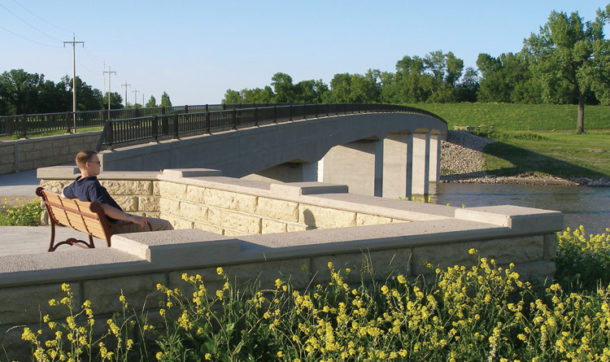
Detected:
left=100, top=204, right=149, bottom=227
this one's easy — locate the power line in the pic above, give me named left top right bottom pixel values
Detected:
left=0, top=2, right=62, bottom=43
left=103, top=66, right=117, bottom=120
left=121, top=82, right=131, bottom=107
left=64, top=34, right=85, bottom=133
left=0, top=23, right=57, bottom=48
left=10, top=0, right=72, bottom=35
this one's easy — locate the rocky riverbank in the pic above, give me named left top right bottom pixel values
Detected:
left=440, top=131, right=610, bottom=187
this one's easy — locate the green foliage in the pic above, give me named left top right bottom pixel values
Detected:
left=160, top=92, right=172, bottom=108
left=0, top=199, right=42, bottom=226
left=555, top=226, right=610, bottom=292
left=19, top=228, right=610, bottom=361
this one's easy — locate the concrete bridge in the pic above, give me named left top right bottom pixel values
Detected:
left=99, top=109, right=447, bottom=198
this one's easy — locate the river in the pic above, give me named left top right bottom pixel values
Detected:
left=430, top=183, right=609, bottom=235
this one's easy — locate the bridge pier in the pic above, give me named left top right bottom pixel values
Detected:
left=381, top=131, right=413, bottom=199
left=315, top=139, right=381, bottom=196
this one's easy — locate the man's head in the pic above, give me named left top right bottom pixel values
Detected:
left=75, top=150, right=101, bottom=176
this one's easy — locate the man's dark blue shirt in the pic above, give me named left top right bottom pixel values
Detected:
left=63, top=176, right=122, bottom=222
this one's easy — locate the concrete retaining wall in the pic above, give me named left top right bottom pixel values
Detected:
left=0, top=132, right=100, bottom=175
left=1, top=166, right=563, bottom=358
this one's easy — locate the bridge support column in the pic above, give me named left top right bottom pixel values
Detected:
left=428, top=132, right=441, bottom=183
left=302, top=160, right=322, bottom=182
left=412, top=131, right=430, bottom=197
left=318, top=139, right=380, bottom=196
left=382, top=131, right=413, bottom=199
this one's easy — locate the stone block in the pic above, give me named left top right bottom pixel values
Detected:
left=83, top=274, right=166, bottom=315
left=159, top=198, right=180, bottom=214
left=186, top=185, right=206, bottom=204
left=168, top=258, right=312, bottom=292
left=412, top=236, right=544, bottom=276
left=0, top=283, right=80, bottom=325
left=256, top=197, right=299, bottom=222
left=180, top=202, right=207, bottom=222
left=222, top=228, right=245, bottom=236
left=287, top=223, right=309, bottom=232
left=543, top=233, right=558, bottom=260
left=39, top=180, right=71, bottom=194
left=158, top=182, right=187, bottom=199
left=299, top=204, right=356, bottom=229
left=99, top=180, right=153, bottom=195
left=204, top=188, right=257, bottom=213
left=138, top=196, right=160, bottom=212
left=114, top=196, right=138, bottom=212
left=513, top=260, right=556, bottom=284
left=356, top=213, right=392, bottom=226
left=152, top=181, right=161, bottom=196
left=172, top=218, right=194, bottom=230
left=207, top=207, right=261, bottom=234
left=193, top=222, right=224, bottom=235
left=262, top=219, right=287, bottom=234
left=311, top=249, right=411, bottom=284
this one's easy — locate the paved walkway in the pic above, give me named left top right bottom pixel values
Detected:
left=0, top=170, right=102, bottom=256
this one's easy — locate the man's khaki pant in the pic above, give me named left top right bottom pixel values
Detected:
left=110, top=216, right=174, bottom=234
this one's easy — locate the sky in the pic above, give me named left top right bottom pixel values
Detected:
left=0, top=0, right=608, bottom=106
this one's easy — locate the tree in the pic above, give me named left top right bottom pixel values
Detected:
left=160, top=92, right=172, bottom=107
left=146, top=96, right=157, bottom=108
left=222, top=89, right=243, bottom=104
left=524, top=6, right=610, bottom=133
left=0, top=69, right=44, bottom=114
left=271, top=72, right=294, bottom=103
left=103, top=92, right=124, bottom=109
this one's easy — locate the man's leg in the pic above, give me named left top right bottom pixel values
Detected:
left=111, top=216, right=174, bottom=234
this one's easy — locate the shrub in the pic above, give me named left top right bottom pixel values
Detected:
left=19, top=230, right=610, bottom=361
left=0, top=198, right=42, bottom=226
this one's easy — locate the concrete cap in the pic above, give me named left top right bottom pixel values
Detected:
left=455, top=205, right=563, bottom=233
left=162, top=168, right=223, bottom=178
left=270, top=182, right=349, bottom=198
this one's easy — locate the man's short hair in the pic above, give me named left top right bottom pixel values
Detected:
left=75, top=150, right=97, bottom=169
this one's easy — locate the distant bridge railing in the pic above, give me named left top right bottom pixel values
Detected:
left=0, top=104, right=267, bottom=138
left=99, top=104, right=446, bottom=150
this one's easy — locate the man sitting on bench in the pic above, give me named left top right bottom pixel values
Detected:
left=62, top=150, right=173, bottom=233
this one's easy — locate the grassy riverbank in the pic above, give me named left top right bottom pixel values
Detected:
left=409, top=103, right=610, bottom=180
left=472, top=130, right=610, bottom=178
left=408, top=103, right=610, bottom=131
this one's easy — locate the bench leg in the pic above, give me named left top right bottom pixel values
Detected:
left=48, top=223, right=57, bottom=252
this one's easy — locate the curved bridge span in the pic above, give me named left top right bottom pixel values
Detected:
left=99, top=110, right=447, bottom=198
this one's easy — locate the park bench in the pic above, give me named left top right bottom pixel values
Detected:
left=36, top=187, right=149, bottom=252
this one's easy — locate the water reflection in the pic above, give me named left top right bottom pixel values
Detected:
left=429, top=183, right=610, bottom=234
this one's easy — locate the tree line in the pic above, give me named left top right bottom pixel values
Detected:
left=223, top=6, right=609, bottom=133
left=0, top=69, right=173, bottom=116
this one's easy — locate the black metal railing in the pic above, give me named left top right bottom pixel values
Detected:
left=99, top=103, right=446, bottom=149
left=0, top=104, right=262, bottom=138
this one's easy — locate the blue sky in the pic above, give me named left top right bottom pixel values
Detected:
left=1, top=0, right=607, bottom=105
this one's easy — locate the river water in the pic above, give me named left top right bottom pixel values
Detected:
left=430, top=183, right=610, bottom=235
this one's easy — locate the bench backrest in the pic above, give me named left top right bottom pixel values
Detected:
left=36, top=187, right=112, bottom=242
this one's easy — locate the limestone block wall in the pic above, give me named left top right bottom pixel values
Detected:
left=0, top=132, right=100, bottom=175
left=158, top=179, right=409, bottom=236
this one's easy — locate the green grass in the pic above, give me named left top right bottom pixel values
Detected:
left=472, top=130, right=610, bottom=178
left=0, top=126, right=103, bottom=141
left=408, top=103, right=610, bottom=131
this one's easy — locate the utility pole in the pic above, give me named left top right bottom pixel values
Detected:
left=121, top=82, right=131, bottom=107
left=63, top=34, right=84, bottom=133
left=133, top=89, right=139, bottom=107
left=142, top=93, right=145, bottom=107
left=103, top=66, right=117, bottom=121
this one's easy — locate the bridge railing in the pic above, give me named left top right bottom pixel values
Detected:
left=0, top=104, right=262, bottom=138
left=100, top=103, right=446, bottom=149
